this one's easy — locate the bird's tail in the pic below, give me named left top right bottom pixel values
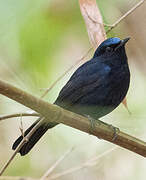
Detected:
left=12, top=119, right=58, bottom=156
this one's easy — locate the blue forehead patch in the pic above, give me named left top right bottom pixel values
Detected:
left=100, top=37, right=121, bottom=47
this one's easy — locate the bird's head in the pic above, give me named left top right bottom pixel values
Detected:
left=93, top=37, right=130, bottom=58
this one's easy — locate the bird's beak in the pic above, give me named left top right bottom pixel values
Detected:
left=121, top=37, right=130, bottom=45
left=115, top=37, right=130, bottom=51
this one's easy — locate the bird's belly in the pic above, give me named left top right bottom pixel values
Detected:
left=70, top=77, right=130, bottom=119
left=70, top=104, right=114, bottom=119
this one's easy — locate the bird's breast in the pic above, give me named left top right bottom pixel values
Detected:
left=105, top=64, right=130, bottom=107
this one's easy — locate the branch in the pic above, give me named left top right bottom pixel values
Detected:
left=0, top=80, right=145, bottom=157
left=0, top=113, right=40, bottom=121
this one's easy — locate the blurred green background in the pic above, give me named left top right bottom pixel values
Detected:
left=0, top=0, right=146, bottom=179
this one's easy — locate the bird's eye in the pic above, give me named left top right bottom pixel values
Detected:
left=106, top=46, right=113, bottom=53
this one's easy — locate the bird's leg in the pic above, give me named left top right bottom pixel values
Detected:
left=84, top=115, right=120, bottom=140
left=84, top=115, right=100, bottom=134
left=109, top=125, right=120, bottom=141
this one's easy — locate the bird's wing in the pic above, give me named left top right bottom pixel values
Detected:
left=55, top=59, right=111, bottom=108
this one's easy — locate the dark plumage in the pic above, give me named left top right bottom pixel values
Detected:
left=12, top=37, right=130, bottom=155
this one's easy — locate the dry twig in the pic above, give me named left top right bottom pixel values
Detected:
left=0, top=145, right=115, bottom=180
left=0, top=118, right=43, bottom=176
left=49, top=147, right=117, bottom=179
left=0, top=113, right=40, bottom=121
left=19, top=115, right=24, bottom=138
left=106, top=0, right=146, bottom=34
left=41, top=48, right=92, bottom=98
left=0, top=177, right=37, bottom=180
left=40, top=147, right=74, bottom=180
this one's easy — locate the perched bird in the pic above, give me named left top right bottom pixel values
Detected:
left=12, top=37, right=130, bottom=156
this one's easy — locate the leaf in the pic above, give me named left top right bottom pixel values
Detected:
left=79, top=0, right=106, bottom=49
left=122, top=97, right=131, bottom=114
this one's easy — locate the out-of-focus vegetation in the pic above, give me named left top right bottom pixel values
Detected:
left=0, top=0, right=146, bottom=179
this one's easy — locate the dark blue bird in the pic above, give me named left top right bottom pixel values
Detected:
left=12, top=37, right=130, bottom=155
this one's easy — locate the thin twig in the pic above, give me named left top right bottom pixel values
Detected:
left=19, top=115, right=24, bottom=138
left=0, top=118, right=43, bottom=176
left=106, top=0, right=145, bottom=34
left=49, top=147, right=117, bottom=179
left=41, top=48, right=92, bottom=99
left=0, top=113, right=40, bottom=121
left=0, top=177, right=37, bottom=180
left=40, top=147, right=74, bottom=180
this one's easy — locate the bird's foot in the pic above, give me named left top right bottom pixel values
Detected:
left=109, top=125, right=120, bottom=141
left=85, top=115, right=100, bottom=134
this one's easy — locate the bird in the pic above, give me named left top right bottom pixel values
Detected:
left=12, top=37, right=130, bottom=156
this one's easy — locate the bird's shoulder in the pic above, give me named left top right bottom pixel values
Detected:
left=70, top=57, right=111, bottom=81
left=55, top=57, right=111, bottom=103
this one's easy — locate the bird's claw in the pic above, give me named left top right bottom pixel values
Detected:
left=85, top=115, right=100, bottom=134
left=110, top=125, right=120, bottom=141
